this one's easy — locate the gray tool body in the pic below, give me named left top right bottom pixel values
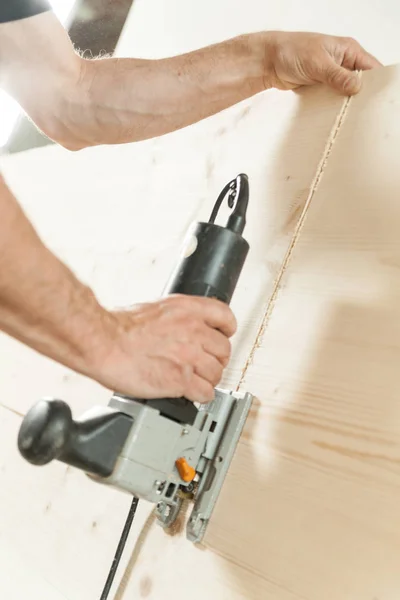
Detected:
left=18, top=174, right=253, bottom=543
left=92, top=389, right=251, bottom=541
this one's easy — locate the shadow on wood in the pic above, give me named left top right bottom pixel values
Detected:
left=207, top=66, right=400, bottom=599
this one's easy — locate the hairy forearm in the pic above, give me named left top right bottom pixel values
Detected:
left=67, top=34, right=267, bottom=147
left=0, top=11, right=268, bottom=149
left=1, top=12, right=381, bottom=150
left=0, top=175, right=113, bottom=376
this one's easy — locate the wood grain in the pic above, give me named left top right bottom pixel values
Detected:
left=206, top=65, right=400, bottom=599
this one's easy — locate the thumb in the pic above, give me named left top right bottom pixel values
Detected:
left=324, top=64, right=362, bottom=96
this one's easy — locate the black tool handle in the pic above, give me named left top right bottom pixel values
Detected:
left=164, top=221, right=249, bottom=303
left=146, top=223, right=249, bottom=423
left=154, top=175, right=249, bottom=422
left=164, top=174, right=249, bottom=303
left=18, top=399, right=133, bottom=476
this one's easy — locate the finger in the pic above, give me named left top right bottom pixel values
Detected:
left=194, top=297, right=237, bottom=337
left=202, top=328, right=231, bottom=366
left=323, top=62, right=362, bottom=96
left=184, top=374, right=215, bottom=404
left=161, top=295, right=237, bottom=337
left=353, top=50, right=383, bottom=70
left=194, top=352, right=224, bottom=387
left=339, top=39, right=383, bottom=71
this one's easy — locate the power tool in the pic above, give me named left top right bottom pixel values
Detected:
left=17, top=174, right=253, bottom=545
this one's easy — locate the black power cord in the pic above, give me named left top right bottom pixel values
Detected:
left=99, top=496, right=139, bottom=600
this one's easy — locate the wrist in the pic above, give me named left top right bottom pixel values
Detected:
left=77, top=308, right=137, bottom=393
left=0, top=250, right=117, bottom=383
left=215, top=33, right=269, bottom=97
left=55, top=283, right=122, bottom=383
left=250, top=31, right=281, bottom=91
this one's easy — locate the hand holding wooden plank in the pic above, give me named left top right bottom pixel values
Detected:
left=262, top=31, right=382, bottom=95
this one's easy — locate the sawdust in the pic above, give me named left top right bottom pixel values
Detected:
left=236, top=90, right=354, bottom=393
left=164, top=499, right=190, bottom=537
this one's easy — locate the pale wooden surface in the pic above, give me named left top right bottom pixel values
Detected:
left=0, top=79, right=345, bottom=600
left=206, top=64, right=400, bottom=599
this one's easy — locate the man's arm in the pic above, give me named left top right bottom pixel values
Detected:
left=0, top=174, right=113, bottom=372
left=0, top=174, right=235, bottom=403
left=0, top=12, right=381, bottom=150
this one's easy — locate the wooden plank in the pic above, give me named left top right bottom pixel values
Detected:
left=205, top=64, right=400, bottom=599
left=0, top=84, right=345, bottom=598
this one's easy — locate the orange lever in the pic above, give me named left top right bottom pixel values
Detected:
left=175, top=457, right=196, bottom=483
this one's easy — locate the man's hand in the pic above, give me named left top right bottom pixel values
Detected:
left=92, top=296, right=236, bottom=404
left=0, top=176, right=235, bottom=404
left=263, top=32, right=382, bottom=95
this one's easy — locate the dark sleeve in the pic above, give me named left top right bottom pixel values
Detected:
left=0, top=0, right=51, bottom=23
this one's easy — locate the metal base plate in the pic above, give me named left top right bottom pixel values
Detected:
left=186, top=390, right=253, bottom=543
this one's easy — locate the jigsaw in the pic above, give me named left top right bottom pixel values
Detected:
left=17, top=173, right=253, bottom=544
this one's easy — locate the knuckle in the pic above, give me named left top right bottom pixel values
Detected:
left=213, top=355, right=222, bottom=371
left=223, top=340, right=232, bottom=360
left=204, top=359, right=222, bottom=387
left=325, top=64, right=339, bottom=83
left=219, top=303, right=235, bottom=321
left=203, top=296, right=223, bottom=310
left=169, top=308, right=201, bottom=332
left=218, top=337, right=231, bottom=359
left=340, top=36, right=359, bottom=50
left=164, top=363, right=189, bottom=396
left=163, top=294, right=190, bottom=311
left=161, top=295, right=178, bottom=307
left=175, top=342, right=197, bottom=365
left=185, top=315, right=202, bottom=331
left=214, top=332, right=231, bottom=357
left=213, top=366, right=223, bottom=385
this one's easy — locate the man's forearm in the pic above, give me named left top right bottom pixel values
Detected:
left=69, top=34, right=267, bottom=148
left=0, top=11, right=268, bottom=149
left=0, top=175, right=113, bottom=376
